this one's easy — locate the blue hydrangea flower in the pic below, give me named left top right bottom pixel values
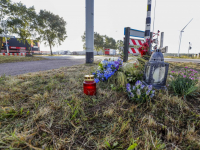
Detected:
left=94, top=78, right=99, bottom=83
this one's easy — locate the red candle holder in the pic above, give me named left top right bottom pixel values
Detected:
left=83, top=75, right=96, bottom=95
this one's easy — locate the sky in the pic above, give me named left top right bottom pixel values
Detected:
left=11, top=0, right=200, bottom=54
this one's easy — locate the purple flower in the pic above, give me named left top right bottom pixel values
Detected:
left=136, top=89, right=141, bottom=97
left=150, top=94, right=155, bottom=98
left=171, top=71, right=175, bottom=73
left=185, top=67, right=188, bottom=68
left=135, top=80, right=142, bottom=86
left=141, top=84, right=145, bottom=89
left=148, top=85, right=153, bottom=91
left=126, top=83, right=131, bottom=92
left=146, top=90, right=150, bottom=95
left=130, top=92, right=134, bottom=98
left=183, top=75, right=186, bottom=78
left=132, top=86, right=136, bottom=90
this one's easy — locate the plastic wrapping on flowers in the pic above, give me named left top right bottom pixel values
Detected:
left=92, top=58, right=123, bottom=83
left=126, top=80, right=155, bottom=103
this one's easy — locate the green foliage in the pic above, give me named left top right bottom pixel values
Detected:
left=127, top=138, right=138, bottom=150
left=104, top=35, right=117, bottom=49
left=81, top=32, right=117, bottom=52
left=94, top=32, right=104, bottom=54
left=116, top=40, right=123, bottom=49
left=37, top=10, right=67, bottom=55
left=8, top=2, right=38, bottom=51
left=168, top=68, right=199, bottom=97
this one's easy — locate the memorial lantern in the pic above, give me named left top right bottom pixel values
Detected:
left=143, top=49, right=169, bottom=89
left=83, top=75, right=96, bottom=95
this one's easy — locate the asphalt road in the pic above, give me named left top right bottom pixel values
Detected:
left=0, top=56, right=199, bottom=76
left=37, top=55, right=200, bottom=64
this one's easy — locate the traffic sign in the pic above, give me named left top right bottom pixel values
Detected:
left=124, top=28, right=145, bottom=38
left=0, top=34, right=15, bottom=38
left=5, top=44, right=9, bottom=47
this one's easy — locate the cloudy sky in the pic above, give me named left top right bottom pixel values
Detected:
left=11, top=0, right=200, bottom=54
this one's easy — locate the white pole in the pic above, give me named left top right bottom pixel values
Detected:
left=85, top=0, right=94, bottom=63
left=178, top=31, right=182, bottom=57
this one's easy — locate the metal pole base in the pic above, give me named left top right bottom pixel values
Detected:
left=86, top=52, right=94, bottom=63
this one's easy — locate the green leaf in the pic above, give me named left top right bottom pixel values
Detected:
left=105, top=141, right=111, bottom=148
left=113, top=141, right=119, bottom=147
left=127, top=143, right=138, bottom=150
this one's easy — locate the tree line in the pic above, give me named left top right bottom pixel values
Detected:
left=0, top=0, right=67, bottom=55
left=81, top=32, right=123, bottom=54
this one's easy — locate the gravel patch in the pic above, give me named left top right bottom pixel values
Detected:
left=0, top=59, right=85, bottom=76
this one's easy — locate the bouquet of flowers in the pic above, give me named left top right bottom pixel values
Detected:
left=92, top=58, right=123, bottom=83
left=126, top=80, right=155, bottom=103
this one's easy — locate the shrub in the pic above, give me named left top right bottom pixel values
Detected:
left=168, top=67, right=199, bottom=97
left=126, top=80, right=155, bottom=103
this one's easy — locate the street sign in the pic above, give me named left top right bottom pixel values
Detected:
left=160, top=46, right=168, bottom=53
left=124, top=28, right=145, bottom=38
left=0, top=34, right=15, bottom=38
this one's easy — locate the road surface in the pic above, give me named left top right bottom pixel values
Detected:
left=0, top=56, right=199, bottom=76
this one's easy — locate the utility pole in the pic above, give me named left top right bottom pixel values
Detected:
left=177, top=18, right=193, bottom=57
left=85, top=0, right=94, bottom=63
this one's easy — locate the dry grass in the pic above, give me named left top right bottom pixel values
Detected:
left=0, top=61, right=200, bottom=149
left=0, top=56, right=47, bottom=64
left=164, top=56, right=200, bottom=59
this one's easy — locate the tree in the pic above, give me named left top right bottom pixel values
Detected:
left=37, top=10, right=67, bottom=55
left=103, top=35, right=116, bottom=49
left=81, top=32, right=86, bottom=50
left=0, top=0, right=11, bottom=51
left=81, top=32, right=116, bottom=54
left=8, top=2, right=38, bottom=55
left=94, top=32, right=103, bottom=55
left=116, top=40, right=124, bottom=49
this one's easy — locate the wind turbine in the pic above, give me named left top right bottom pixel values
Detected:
left=177, top=18, right=193, bottom=57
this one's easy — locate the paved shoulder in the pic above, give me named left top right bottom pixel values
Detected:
left=0, top=59, right=85, bottom=76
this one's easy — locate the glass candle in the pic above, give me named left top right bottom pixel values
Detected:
left=83, top=75, right=96, bottom=95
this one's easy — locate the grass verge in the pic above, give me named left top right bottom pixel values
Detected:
left=0, top=61, right=200, bottom=149
left=0, top=56, right=47, bottom=64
